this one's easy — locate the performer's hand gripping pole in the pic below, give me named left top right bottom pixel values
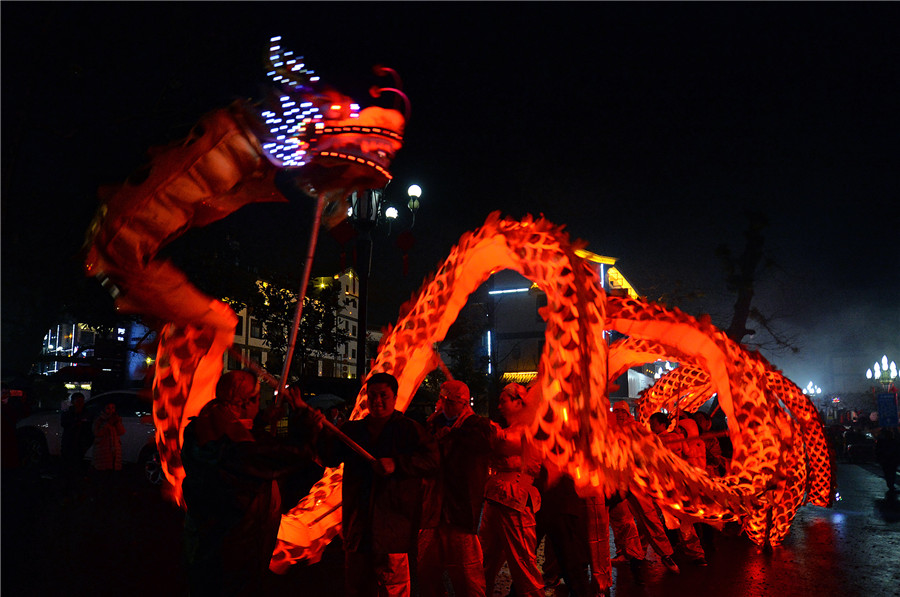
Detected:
left=229, top=346, right=376, bottom=462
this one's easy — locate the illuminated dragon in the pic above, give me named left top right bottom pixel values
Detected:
left=271, top=213, right=834, bottom=569
left=82, top=37, right=833, bottom=574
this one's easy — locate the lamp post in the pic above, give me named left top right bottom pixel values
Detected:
left=348, top=184, right=421, bottom=380
left=802, top=381, right=824, bottom=413
left=407, top=184, right=421, bottom=227
left=866, top=355, right=898, bottom=391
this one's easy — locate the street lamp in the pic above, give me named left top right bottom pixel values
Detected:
left=348, top=184, right=421, bottom=380
left=866, top=355, right=898, bottom=391
left=802, top=381, right=822, bottom=397
left=407, top=184, right=421, bottom=226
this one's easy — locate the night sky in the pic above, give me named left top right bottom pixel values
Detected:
left=3, top=3, right=899, bottom=388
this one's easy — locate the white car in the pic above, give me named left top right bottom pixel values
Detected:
left=15, top=389, right=162, bottom=484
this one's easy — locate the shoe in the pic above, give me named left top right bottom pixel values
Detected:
left=661, top=555, right=680, bottom=574
left=691, top=557, right=708, bottom=567
left=629, top=557, right=645, bottom=585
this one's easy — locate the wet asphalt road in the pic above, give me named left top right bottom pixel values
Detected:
left=2, top=458, right=898, bottom=597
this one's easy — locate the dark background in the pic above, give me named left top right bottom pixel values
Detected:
left=3, top=3, right=899, bottom=387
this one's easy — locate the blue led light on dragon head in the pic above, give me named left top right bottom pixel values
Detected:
left=256, top=36, right=405, bottom=178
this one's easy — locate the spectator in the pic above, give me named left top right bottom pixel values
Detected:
left=875, top=427, right=900, bottom=495
left=61, top=392, right=93, bottom=480
left=418, top=379, right=493, bottom=597
left=2, top=385, right=30, bottom=469
left=319, top=371, right=438, bottom=597
left=91, top=401, right=125, bottom=472
left=181, top=371, right=324, bottom=597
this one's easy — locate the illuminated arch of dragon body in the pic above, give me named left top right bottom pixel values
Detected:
left=270, top=212, right=834, bottom=569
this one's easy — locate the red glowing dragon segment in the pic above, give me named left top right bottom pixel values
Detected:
left=605, top=296, right=832, bottom=543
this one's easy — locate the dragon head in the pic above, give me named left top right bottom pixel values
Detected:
left=250, top=36, right=408, bottom=226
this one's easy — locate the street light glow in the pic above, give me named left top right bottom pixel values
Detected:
left=867, top=355, right=898, bottom=390
left=385, top=206, right=399, bottom=219
left=407, top=184, right=422, bottom=198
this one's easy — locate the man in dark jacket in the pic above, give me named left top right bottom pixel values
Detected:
left=181, top=370, right=323, bottom=597
left=320, top=372, right=438, bottom=597
left=418, top=380, right=493, bottom=597
left=61, top=392, right=92, bottom=474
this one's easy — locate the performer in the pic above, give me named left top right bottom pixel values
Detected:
left=536, top=461, right=612, bottom=596
left=418, top=380, right=493, bottom=597
left=479, top=383, right=544, bottom=597
left=609, top=401, right=680, bottom=576
left=181, top=371, right=324, bottom=597
left=319, top=372, right=438, bottom=597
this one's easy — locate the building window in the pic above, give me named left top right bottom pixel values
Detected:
left=227, top=349, right=242, bottom=370
left=351, top=349, right=357, bottom=359
left=235, top=315, right=244, bottom=336
left=352, top=325, right=357, bottom=336
left=249, top=350, right=262, bottom=366
left=250, top=318, right=263, bottom=339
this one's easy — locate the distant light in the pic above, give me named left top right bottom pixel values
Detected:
left=385, top=206, right=399, bottom=219
left=488, top=288, right=530, bottom=295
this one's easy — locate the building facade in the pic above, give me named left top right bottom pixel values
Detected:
left=227, top=268, right=381, bottom=380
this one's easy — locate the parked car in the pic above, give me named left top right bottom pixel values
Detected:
left=15, top=389, right=162, bottom=484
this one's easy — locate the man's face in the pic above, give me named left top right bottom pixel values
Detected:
left=234, top=373, right=260, bottom=420
left=613, top=409, right=631, bottom=426
left=241, top=390, right=260, bottom=421
left=368, top=382, right=396, bottom=420
left=440, top=388, right=467, bottom=420
left=498, top=390, right=522, bottom=421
